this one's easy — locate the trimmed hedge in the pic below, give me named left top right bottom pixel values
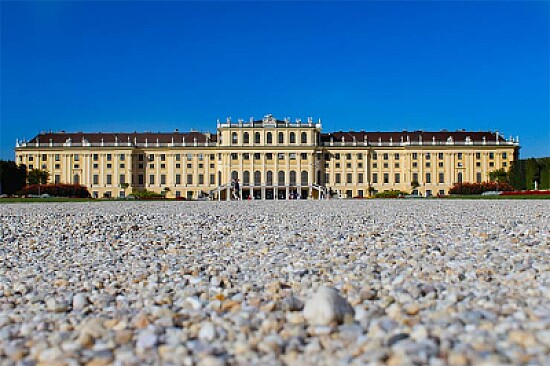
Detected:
left=18, top=184, right=91, bottom=198
left=374, top=190, right=407, bottom=198
left=449, top=182, right=514, bottom=195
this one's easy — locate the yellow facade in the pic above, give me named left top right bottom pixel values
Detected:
left=15, top=115, right=519, bottom=199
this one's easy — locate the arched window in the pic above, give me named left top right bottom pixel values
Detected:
left=255, top=132, right=261, bottom=144
left=290, top=171, right=297, bottom=185
left=290, top=132, right=296, bottom=143
left=301, top=132, right=307, bottom=144
left=231, top=132, right=238, bottom=144
left=254, top=171, right=261, bottom=185
left=278, top=171, right=285, bottom=185
left=243, top=171, right=250, bottom=185
left=243, top=132, right=249, bottom=144
left=301, top=171, right=308, bottom=185
left=73, top=174, right=80, bottom=185
left=278, top=132, right=284, bottom=144
left=266, top=171, right=273, bottom=185
left=267, top=132, right=273, bottom=144
left=457, top=172, right=463, bottom=183
left=231, top=171, right=238, bottom=181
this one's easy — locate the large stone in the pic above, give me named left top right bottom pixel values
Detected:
left=303, top=286, right=354, bottom=325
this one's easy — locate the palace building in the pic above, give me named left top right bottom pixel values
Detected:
left=15, top=114, right=520, bottom=199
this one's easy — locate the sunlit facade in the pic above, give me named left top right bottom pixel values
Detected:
left=15, top=114, right=519, bottom=199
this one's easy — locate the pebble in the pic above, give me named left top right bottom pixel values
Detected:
left=0, top=200, right=548, bottom=365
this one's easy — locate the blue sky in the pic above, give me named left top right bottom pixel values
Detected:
left=1, top=1, right=548, bottom=159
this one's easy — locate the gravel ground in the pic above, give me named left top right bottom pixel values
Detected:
left=0, top=200, right=549, bottom=366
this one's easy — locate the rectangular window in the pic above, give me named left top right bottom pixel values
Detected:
left=426, top=162, right=431, bottom=168
left=324, top=153, right=330, bottom=161
left=438, top=162, right=444, bottom=167
left=176, top=163, right=181, bottom=169
left=119, top=174, right=125, bottom=185
left=358, top=163, right=363, bottom=168
left=138, top=174, right=144, bottom=185
left=243, top=153, right=250, bottom=160
left=476, top=172, right=482, bottom=183
left=120, top=163, right=125, bottom=169
left=187, top=163, right=192, bottom=169
left=412, top=172, right=418, bottom=182
left=425, top=153, right=431, bottom=160
left=138, top=163, right=143, bottom=169
left=489, top=152, right=495, bottom=159
left=335, top=173, right=341, bottom=183
left=161, top=154, right=166, bottom=161
left=489, top=162, right=495, bottom=167
left=187, top=174, right=193, bottom=184
left=187, top=153, right=193, bottom=161
left=383, top=163, right=388, bottom=169
left=346, top=163, right=352, bottom=169
left=74, top=164, right=80, bottom=169
left=502, top=152, right=507, bottom=159
left=161, top=174, right=166, bottom=185
left=439, top=173, right=444, bottom=184
left=119, top=154, right=125, bottom=161
left=438, top=153, right=444, bottom=160
left=175, top=154, right=181, bottom=161
left=55, top=175, right=60, bottom=184
left=395, top=163, right=400, bottom=168
left=210, top=154, right=215, bottom=160
left=42, top=154, right=48, bottom=161
left=107, top=163, right=112, bottom=169
left=149, top=175, right=155, bottom=185
left=278, top=153, right=285, bottom=160
left=335, top=163, right=341, bottom=169
left=254, top=153, right=261, bottom=160
left=301, top=153, right=308, bottom=160
left=210, top=174, right=215, bottom=185
left=94, top=154, right=99, bottom=161
left=347, top=173, right=352, bottom=184
left=198, top=163, right=203, bottom=169
left=373, top=163, right=378, bottom=168
left=325, top=173, right=330, bottom=184
left=176, top=174, right=181, bottom=185
left=346, top=153, right=352, bottom=160
left=395, top=173, right=400, bottom=183
left=458, top=162, right=463, bottom=168
left=54, top=164, right=60, bottom=169
left=138, top=154, right=144, bottom=161
left=107, top=154, right=112, bottom=161
left=335, top=153, right=341, bottom=160
left=357, top=153, right=363, bottom=160
left=372, top=173, right=378, bottom=183
left=372, top=153, right=378, bottom=160
left=93, top=175, right=99, bottom=185
left=394, top=153, right=400, bottom=160
left=198, top=154, right=203, bottom=161
left=476, top=162, right=481, bottom=167
left=199, top=174, right=204, bottom=185
left=476, top=152, right=481, bottom=159
left=55, top=154, right=60, bottom=161
left=383, top=153, right=388, bottom=160
left=457, top=153, right=463, bottom=160
left=149, top=164, right=154, bottom=169
left=148, top=154, right=154, bottom=161
left=383, top=173, right=389, bottom=184
left=289, top=153, right=297, bottom=160
left=412, top=153, right=418, bottom=160
left=412, top=162, right=418, bottom=168
left=426, top=173, right=431, bottom=183
left=231, top=153, right=238, bottom=160
left=106, top=175, right=112, bottom=185
left=266, top=153, right=273, bottom=160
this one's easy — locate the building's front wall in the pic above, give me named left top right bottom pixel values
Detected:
left=15, top=118, right=518, bottom=199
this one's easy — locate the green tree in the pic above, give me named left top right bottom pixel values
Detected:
left=28, top=169, right=49, bottom=185
left=0, top=160, right=27, bottom=195
left=524, top=158, right=540, bottom=190
left=489, top=168, right=509, bottom=183
left=411, top=179, right=420, bottom=191
left=539, top=158, right=550, bottom=189
left=508, top=159, right=526, bottom=190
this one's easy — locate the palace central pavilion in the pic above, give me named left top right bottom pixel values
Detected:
left=15, top=114, right=519, bottom=199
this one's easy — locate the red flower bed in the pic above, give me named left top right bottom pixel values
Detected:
left=500, top=190, right=550, bottom=196
left=449, top=182, right=514, bottom=195
left=18, top=184, right=91, bottom=198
